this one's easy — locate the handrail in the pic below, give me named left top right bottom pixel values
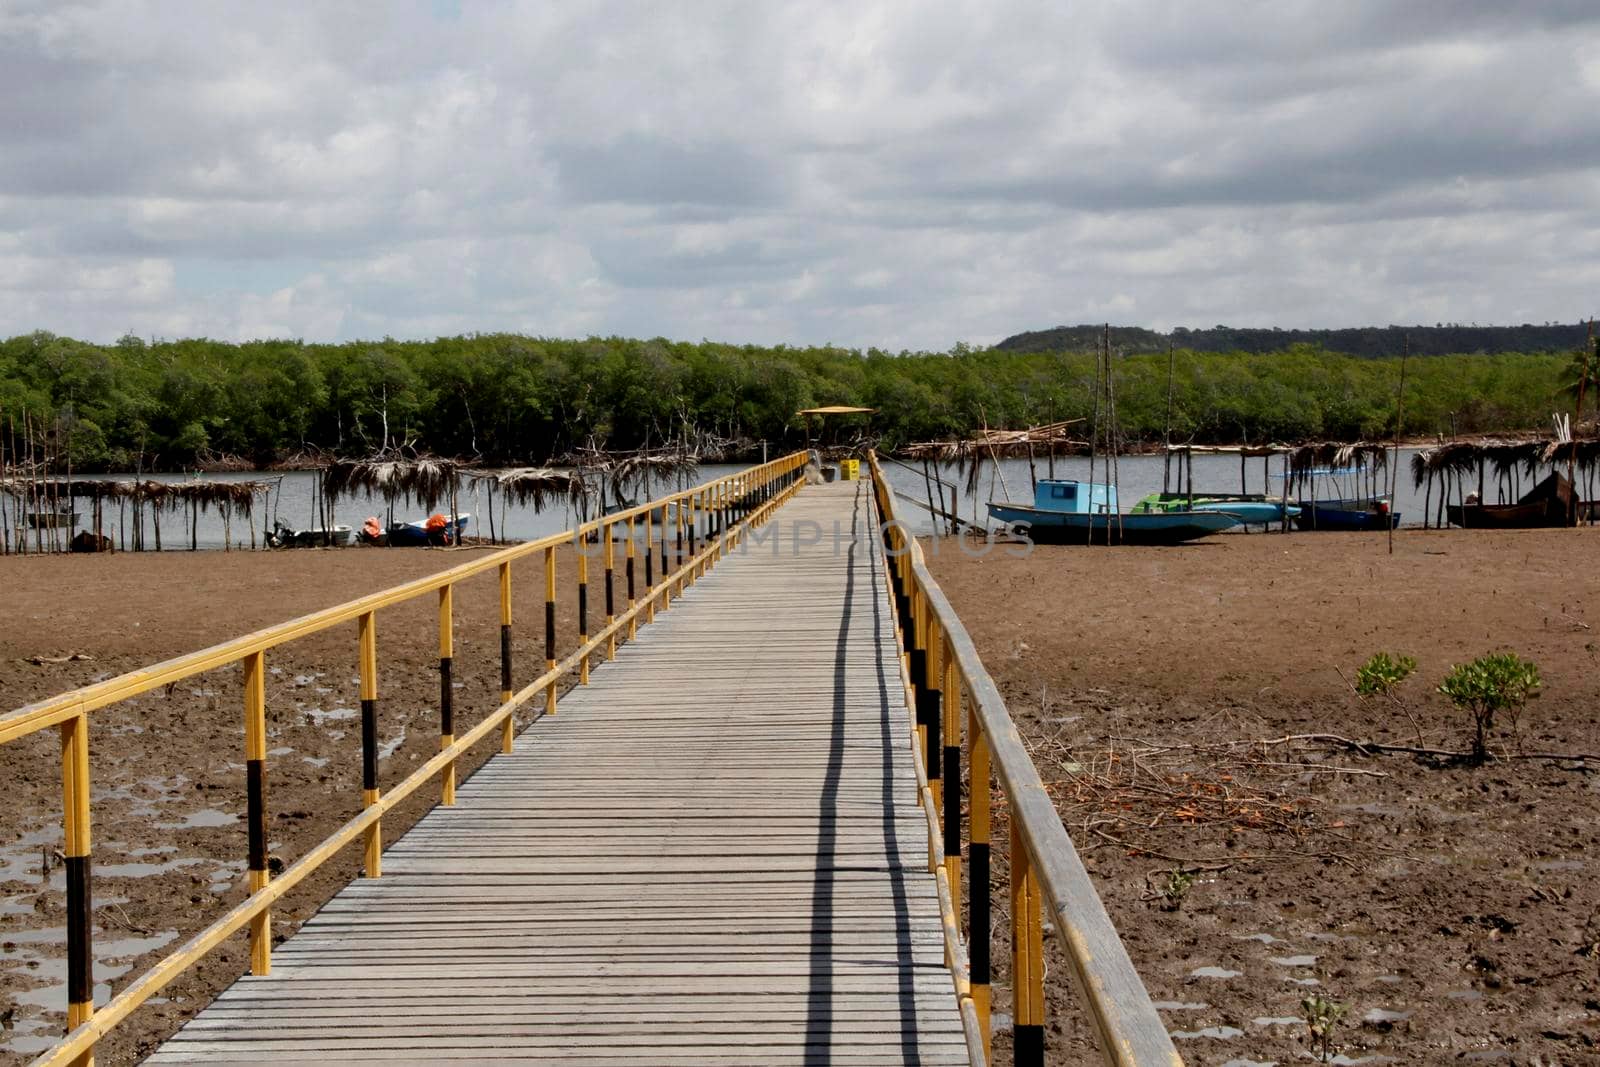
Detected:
left=866, top=450, right=1181, bottom=1067
left=8, top=451, right=810, bottom=1067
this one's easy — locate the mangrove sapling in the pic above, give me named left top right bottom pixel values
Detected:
left=1353, top=651, right=1423, bottom=743
left=1301, top=994, right=1347, bottom=1063
left=1438, top=653, right=1541, bottom=764
left=1158, top=869, right=1193, bottom=912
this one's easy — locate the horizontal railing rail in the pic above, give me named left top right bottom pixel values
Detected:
left=866, top=450, right=1181, bottom=1067
left=4, top=452, right=809, bottom=1067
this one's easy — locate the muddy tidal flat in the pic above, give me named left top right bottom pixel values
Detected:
left=926, top=526, right=1600, bottom=1064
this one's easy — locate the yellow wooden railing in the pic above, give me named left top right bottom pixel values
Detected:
left=866, top=451, right=1181, bottom=1067
left=2, top=452, right=809, bottom=1067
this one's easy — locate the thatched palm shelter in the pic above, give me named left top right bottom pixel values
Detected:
left=892, top=421, right=1087, bottom=532
left=0, top=476, right=273, bottom=552
left=561, top=446, right=702, bottom=522
left=1409, top=435, right=1600, bottom=527
left=467, top=468, right=587, bottom=542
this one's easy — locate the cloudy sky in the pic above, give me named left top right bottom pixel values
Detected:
left=3, top=1, right=1600, bottom=350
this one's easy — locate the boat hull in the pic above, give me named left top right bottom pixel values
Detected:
left=1135, top=494, right=1299, bottom=525
left=1446, top=502, right=1571, bottom=529
left=987, top=503, right=1239, bottom=545
left=386, top=516, right=470, bottom=546
left=1293, top=500, right=1400, bottom=531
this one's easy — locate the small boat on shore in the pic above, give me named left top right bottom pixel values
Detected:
left=1448, top=472, right=1577, bottom=529
left=266, top=522, right=353, bottom=548
left=25, top=508, right=79, bottom=530
left=988, top=480, right=1241, bottom=545
left=1293, top=498, right=1400, bottom=531
left=384, top=513, right=471, bottom=547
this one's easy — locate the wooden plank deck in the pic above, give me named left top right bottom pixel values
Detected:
left=148, top=480, right=968, bottom=1065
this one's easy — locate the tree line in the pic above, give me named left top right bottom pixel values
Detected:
left=0, top=330, right=1577, bottom=471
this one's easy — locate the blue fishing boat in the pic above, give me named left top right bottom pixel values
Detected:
left=988, top=480, right=1241, bottom=545
left=1294, top=498, right=1399, bottom=531
left=1272, top=466, right=1401, bottom=531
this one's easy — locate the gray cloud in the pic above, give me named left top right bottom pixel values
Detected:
left=1, top=1, right=1598, bottom=349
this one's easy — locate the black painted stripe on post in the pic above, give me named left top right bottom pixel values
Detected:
left=604, top=565, right=615, bottom=616
left=659, top=534, right=668, bottom=580
left=500, top=624, right=512, bottom=693
left=65, top=854, right=91, bottom=1006
left=626, top=554, right=635, bottom=600
left=578, top=582, right=588, bottom=638
left=1014, top=1025, right=1044, bottom=1066
left=970, top=841, right=991, bottom=983
left=360, top=698, right=378, bottom=791
left=544, top=600, right=556, bottom=662
left=439, top=656, right=453, bottom=734
left=917, top=689, right=941, bottom=782
left=246, top=759, right=267, bottom=872
left=943, top=745, right=960, bottom=856
left=644, top=535, right=653, bottom=586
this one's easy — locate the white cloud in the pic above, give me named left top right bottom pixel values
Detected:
left=1, top=0, right=1599, bottom=350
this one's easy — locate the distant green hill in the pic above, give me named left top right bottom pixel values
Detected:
left=997, top=322, right=1593, bottom=358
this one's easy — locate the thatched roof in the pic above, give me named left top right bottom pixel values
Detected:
left=1285, top=442, right=1390, bottom=478
left=0, top=477, right=271, bottom=511
left=1410, top=435, right=1600, bottom=487
left=322, top=457, right=464, bottom=509
left=607, top=453, right=697, bottom=499
left=468, top=467, right=586, bottom=511
left=899, top=421, right=1087, bottom=464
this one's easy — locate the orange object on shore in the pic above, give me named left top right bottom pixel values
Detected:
left=362, top=517, right=382, bottom=539
left=423, top=513, right=448, bottom=531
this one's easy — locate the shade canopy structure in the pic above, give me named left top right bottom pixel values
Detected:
left=796, top=406, right=877, bottom=452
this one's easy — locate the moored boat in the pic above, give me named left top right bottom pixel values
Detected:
left=267, top=522, right=353, bottom=548
left=385, top=513, right=471, bottom=547
left=988, top=480, right=1241, bottom=545
left=1447, top=472, right=1576, bottom=529
left=1293, top=498, right=1400, bottom=531
left=1133, top=492, right=1300, bottom=526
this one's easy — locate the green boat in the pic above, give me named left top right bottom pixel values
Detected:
left=1132, top=492, right=1300, bottom=527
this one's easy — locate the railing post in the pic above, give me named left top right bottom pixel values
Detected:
left=544, top=544, right=557, bottom=716
left=926, top=608, right=943, bottom=811
left=358, top=610, right=381, bottom=879
left=499, top=559, right=512, bottom=751
left=439, top=585, right=456, bottom=805
left=970, top=708, right=992, bottom=1059
left=688, top=492, right=699, bottom=575
left=626, top=515, right=638, bottom=638
left=941, top=636, right=961, bottom=958
left=578, top=533, right=590, bottom=684
left=604, top=521, right=617, bottom=660
left=658, top=505, right=670, bottom=608
left=644, top=507, right=655, bottom=624
left=60, top=710, right=93, bottom=1055
left=1011, top=820, right=1045, bottom=1066
left=674, top=499, right=685, bottom=593
left=243, top=650, right=271, bottom=975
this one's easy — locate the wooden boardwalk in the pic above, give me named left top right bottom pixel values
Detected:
left=148, top=480, right=969, bottom=1065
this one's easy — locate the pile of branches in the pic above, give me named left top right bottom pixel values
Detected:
left=1022, top=726, right=1374, bottom=871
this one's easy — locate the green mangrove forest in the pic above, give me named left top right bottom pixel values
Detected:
left=0, top=328, right=1586, bottom=471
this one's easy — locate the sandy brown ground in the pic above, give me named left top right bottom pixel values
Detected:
left=0, top=541, right=643, bottom=1064
left=925, top=526, right=1600, bottom=1065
